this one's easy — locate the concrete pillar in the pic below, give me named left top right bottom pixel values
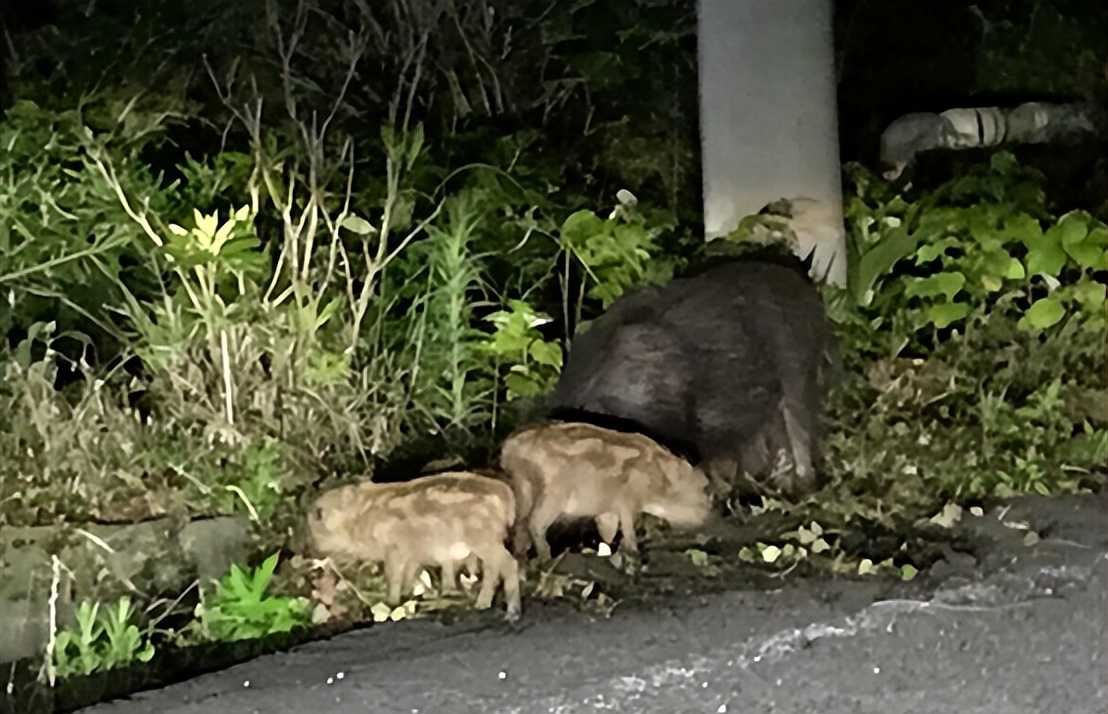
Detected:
left=697, top=0, right=847, bottom=285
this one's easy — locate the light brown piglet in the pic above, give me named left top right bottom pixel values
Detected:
left=307, top=472, right=521, bottom=619
left=498, top=421, right=712, bottom=562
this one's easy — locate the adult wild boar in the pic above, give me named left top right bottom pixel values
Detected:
left=548, top=258, right=835, bottom=499
left=499, top=421, right=712, bottom=562
left=307, top=472, right=521, bottom=619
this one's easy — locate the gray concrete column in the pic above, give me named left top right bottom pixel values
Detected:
left=697, top=0, right=847, bottom=285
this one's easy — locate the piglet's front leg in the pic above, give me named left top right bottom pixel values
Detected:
left=596, top=512, right=620, bottom=548
left=383, top=550, right=406, bottom=606
left=615, top=505, right=639, bottom=555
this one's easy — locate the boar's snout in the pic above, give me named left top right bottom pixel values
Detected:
left=650, top=465, right=712, bottom=528
left=657, top=494, right=712, bottom=528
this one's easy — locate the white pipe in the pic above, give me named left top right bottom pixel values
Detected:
left=879, top=102, right=1099, bottom=180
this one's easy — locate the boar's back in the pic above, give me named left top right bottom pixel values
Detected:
left=549, top=258, right=831, bottom=468
left=549, top=312, right=701, bottom=461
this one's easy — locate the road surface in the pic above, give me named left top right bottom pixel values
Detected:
left=80, top=493, right=1108, bottom=714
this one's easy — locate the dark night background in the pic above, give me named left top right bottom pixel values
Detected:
left=2, top=0, right=1106, bottom=218
left=0, top=3, right=1105, bottom=713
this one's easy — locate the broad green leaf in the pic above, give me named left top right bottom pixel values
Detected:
left=905, top=272, right=965, bottom=300
left=136, top=641, right=155, bottom=663
left=341, top=214, right=376, bottom=235
left=1064, top=241, right=1106, bottom=270
left=1088, top=224, right=1108, bottom=248
left=560, top=209, right=606, bottom=248
left=928, top=301, right=970, bottom=328
left=1025, top=243, right=1066, bottom=277
left=528, top=340, right=563, bottom=369
left=914, top=237, right=958, bottom=264
left=505, top=371, right=542, bottom=399
left=1071, top=281, right=1107, bottom=310
left=227, top=564, right=250, bottom=597
left=1018, top=296, right=1066, bottom=330
left=1004, top=213, right=1043, bottom=247
left=686, top=549, right=709, bottom=567
left=1055, top=211, right=1089, bottom=247
left=1006, top=257, right=1026, bottom=279
left=981, top=247, right=1014, bottom=277
left=761, top=544, right=781, bottom=563
left=966, top=205, right=1004, bottom=246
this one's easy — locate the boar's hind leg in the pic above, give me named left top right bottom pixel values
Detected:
left=500, top=549, right=522, bottom=621
left=473, top=555, right=499, bottom=610
left=441, top=560, right=458, bottom=593
left=464, top=552, right=481, bottom=578
left=506, top=475, right=536, bottom=558
left=441, top=553, right=478, bottom=592
left=779, top=398, right=816, bottom=496
left=596, top=512, right=620, bottom=547
left=472, top=547, right=502, bottom=608
left=511, top=519, right=533, bottom=559
left=475, top=544, right=522, bottom=620
left=527, top=499, right=562, bottom=562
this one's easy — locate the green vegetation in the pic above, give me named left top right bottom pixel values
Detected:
left=819, top=156, right=1105, bottom=520
left=46, top=554, right=310, bottom=679
left=49, top=597, right=155, bottom=682
left=0, top=0, right=1103, bottom=684
left=183, top=553, right=311, bottom=643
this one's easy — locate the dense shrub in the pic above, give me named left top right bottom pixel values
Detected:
left=817, top=155, right=1106, bottom=521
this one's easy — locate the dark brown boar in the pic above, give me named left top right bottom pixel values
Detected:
left=498, top=421, right=712, bottom=562
left=547, top=258, right=836, bottom=499
left=307, top=472, right=521, bottom=619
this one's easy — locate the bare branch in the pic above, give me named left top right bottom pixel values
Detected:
left=266, top=0, right=310, bottom=122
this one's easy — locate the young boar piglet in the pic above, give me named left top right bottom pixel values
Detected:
left=499, top=421, right=712, bottom=562
left=307, top=472, right=521, bottom=620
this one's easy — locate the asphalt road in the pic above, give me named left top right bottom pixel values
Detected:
left=81, top=493, right=1108, bottom=714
